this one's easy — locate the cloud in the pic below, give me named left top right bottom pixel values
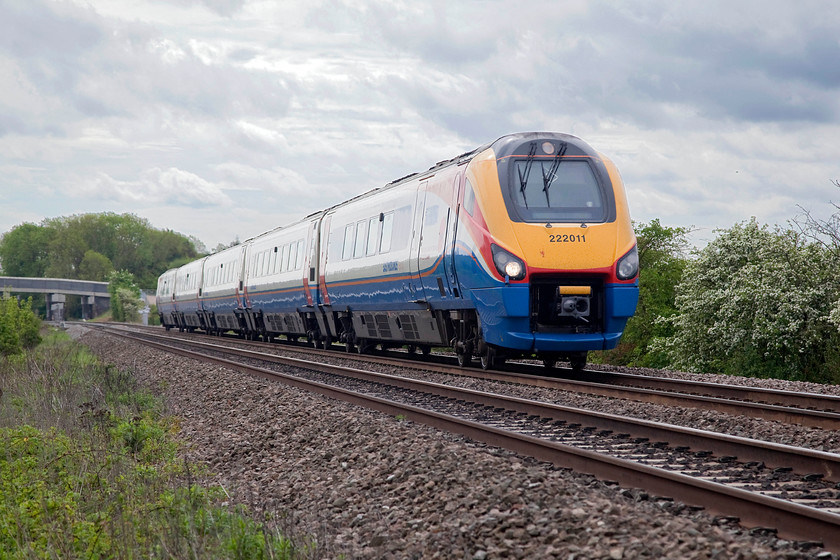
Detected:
left=1, top=0, right=839, bottom=252
left=81, top=168, right=232, bottom=206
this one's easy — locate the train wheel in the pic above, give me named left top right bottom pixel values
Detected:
left=457, top=350, right=471, bottom=368
left=479, top=346, right=496, bottom=370
left=569, top=352, right=587, bottom=371
left=542, top=357, right=557, bottom=369
left=420, top=345, right=431, bottom=360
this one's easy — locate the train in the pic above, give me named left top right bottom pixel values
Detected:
left=156, top=132, right=639, bottom=370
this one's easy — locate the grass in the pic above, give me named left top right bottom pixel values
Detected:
left=0, top=328, right=315, bottom=559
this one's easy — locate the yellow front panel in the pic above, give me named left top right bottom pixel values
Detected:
left=466, top=148, right=635, bottom=275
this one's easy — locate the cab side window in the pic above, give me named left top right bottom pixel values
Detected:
left=464, top=179, right=476, bottom=216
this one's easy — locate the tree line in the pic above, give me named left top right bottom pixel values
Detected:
left=609, top=183, right=840, bottom=384
left=0, top=213, right=199, bottom=321
left=0, top=213, right=199, bottom=289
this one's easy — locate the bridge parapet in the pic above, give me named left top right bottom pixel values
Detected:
left=1, top=276, right=111, bottom=320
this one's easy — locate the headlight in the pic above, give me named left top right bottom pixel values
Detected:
left=616, top=244, right=639, bottom=280
left=491, top=244, right=526, bottom=281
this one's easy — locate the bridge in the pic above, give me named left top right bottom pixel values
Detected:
left=0, top=276, right=110, bottom=320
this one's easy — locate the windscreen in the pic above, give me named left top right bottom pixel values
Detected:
left=511, top=159, right=606, bottom=222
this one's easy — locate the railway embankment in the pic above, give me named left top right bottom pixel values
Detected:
left=75, top=324, right=838, bottom=559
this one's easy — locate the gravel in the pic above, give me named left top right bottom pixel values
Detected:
left=73, top=325, right=838, bottom=559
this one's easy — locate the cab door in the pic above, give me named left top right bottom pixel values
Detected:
left=415, top=175, right=458, bottom=302
left=442, top=172, right=463, bottom=298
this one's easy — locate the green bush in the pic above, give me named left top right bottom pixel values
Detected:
left=0, top=295, right=42, bottom=356
left=661, top=219, right=840, bottom=382
left=108, top=270, right=142, bottom=323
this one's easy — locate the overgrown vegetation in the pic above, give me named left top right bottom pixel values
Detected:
left=661, top=219, right=840, bottom=383
left=108, top=270, right=144, bottom=323
left=0, top=330, right=314, bottom=558
left=0, top=294, right=42, bottom=356
left=598, top=184, right=840, bottom=384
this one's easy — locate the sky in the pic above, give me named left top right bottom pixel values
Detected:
left=1, top=0, right=839, bottom=252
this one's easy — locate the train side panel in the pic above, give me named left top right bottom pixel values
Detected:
left=243, top=216, right=320, bottom=339
left=318, top=164, right=467, bottom=348
left=200, top=243, right=248, bottom=333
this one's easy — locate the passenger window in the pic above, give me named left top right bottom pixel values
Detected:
left=464, top=179, right=476, bottom=216
left=296, top=240, right=305, bottom=270
left=342, top=225, right=355, bottom=260
left=354, top=221, right=367, bottom=258
left=288, top=243, right=297, bottom=272
left=280, top=244, right=289, bottom=272
left=366, top=217, right=378, bottom=256
left=380, top=212, right=394, bottom=253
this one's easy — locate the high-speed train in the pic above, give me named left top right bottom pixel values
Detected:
left=156, top=132, right=639, bottom=370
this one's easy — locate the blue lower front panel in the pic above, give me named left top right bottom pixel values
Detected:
left=470, top=282, right=639, bottom=354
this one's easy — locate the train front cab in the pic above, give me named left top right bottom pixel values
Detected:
left=457, top=133, right=639, bottom=369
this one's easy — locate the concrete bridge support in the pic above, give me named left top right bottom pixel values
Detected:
left=47, top=293, right=66, bottom=321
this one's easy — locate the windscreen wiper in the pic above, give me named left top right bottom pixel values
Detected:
left=541, top=142, right=567, bottom=207
left=517, top=142, right=537, bottom=208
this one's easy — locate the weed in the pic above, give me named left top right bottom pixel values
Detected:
left=0, top=327, right=315, bottom=559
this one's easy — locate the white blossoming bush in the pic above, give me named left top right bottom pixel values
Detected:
left=663, top=219, right=840, bottom=382
left=831, top=300, right=840, bottom=330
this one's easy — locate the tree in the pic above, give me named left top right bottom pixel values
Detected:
left=0, top=223, right=53, bottom=277
left=0, top=213, right=199, bottom=291
left=79, top=250, right=114, bottom=282
left=108, top=270, right=142, bottom=323
left=135, top=228, right=198, bottom=287
left=794, top=180, right=840, bottom=356
left=0, top=295, right=41, bottom=356
left=44, top=221, right=87, bottom=279
left=212, top=237, right=241, bottom=253
left=662, top=219, right=839, bottom=382
left=793, top=180, right=840, bottom=258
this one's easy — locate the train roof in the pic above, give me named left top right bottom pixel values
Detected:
left=316, top=132, right=590, bottom=214
left=232, top=132, right=593, bottom=249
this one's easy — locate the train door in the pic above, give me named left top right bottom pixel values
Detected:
left=319, top=214, right=332, bottom=306
left=408, top=184, right=428, bottom=301
left=236, top=245, right=248, bottom=310
left=414, top=177, right=456, bottom=301
left=442, top=171, right=464, bottom=298
left=304, top=217, right=321, bottom=306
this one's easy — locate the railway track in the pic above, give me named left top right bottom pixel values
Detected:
left=85, top=323, right=840, bottom=552
left=120, top=323, right=840, bottom=430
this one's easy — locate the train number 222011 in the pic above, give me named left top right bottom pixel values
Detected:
left=548, top=234, right=587, bottom=243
